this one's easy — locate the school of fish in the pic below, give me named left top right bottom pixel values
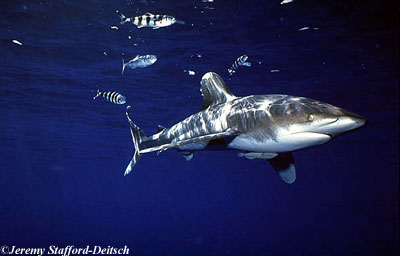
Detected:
left=92, top=4, right=274, bottom=106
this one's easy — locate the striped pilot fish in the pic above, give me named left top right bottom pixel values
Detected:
left=228, top=55, right=252, bottom=76
left=116, top=10, right=185, bottom=29
left=93, top=90, right=126, bottom=105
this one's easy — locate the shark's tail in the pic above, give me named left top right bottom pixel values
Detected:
left=116, top=10, right=130, bottom=25
left=125, top=105, right=147, bottom=176
left=121, top=59, right=127, bottom=75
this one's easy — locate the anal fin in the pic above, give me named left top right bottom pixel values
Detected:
left=267, top=152, right=296, bottom=184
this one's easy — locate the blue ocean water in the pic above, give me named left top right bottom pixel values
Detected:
left=0, top=0, right=398, bottom=255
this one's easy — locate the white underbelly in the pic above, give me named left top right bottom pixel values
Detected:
left=228, top=132, right=331, bottom=152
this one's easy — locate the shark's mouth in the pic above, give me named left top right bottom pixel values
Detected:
left=315, top=117, right=339, bottom=137
left=315, top=116, right=367, bottom=138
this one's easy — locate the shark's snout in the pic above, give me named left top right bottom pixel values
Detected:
left=335, top=114, right=367, bottom=134
left=319, top=112, right=367, bottom=137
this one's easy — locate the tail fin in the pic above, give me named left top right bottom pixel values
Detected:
left=125, top=105, right=147, bottom=176
left=121, top=59, right=126, bottom=75
left=116, top=10, right=129, bottom=25
left=175, top=20, right=185, bottom=25
left=93, top=89, right=101, bottom=100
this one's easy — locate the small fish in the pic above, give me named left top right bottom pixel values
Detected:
left=184, top=70, right=196, bottom=76
left=228, top=55, right=251, bottom=76
left=280, top=0, right=294, bottom=4
left=122, top=54, right=157, bottom=74
left=12, top=39, right=23, bottom=46
left=116, top=10, right=185, bottom=29
left=298, top=26, right=310, bottom=31
left=93, top=90, right=126, bottom=105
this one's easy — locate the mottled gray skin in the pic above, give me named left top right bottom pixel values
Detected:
left=140, top=94, right=363, bottom=152
left=124, top=72, right=366, bottom=180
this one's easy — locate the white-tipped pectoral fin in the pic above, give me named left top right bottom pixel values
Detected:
left=267, top=152, right=296, bottom=184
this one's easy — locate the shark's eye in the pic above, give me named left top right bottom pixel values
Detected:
left=307, top=114, right=314, bottom=121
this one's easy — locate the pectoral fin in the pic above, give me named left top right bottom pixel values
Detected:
left=267, top=152, right=296, bottom=184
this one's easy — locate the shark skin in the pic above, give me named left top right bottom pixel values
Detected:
left=124, top=72, right=367, bottom=184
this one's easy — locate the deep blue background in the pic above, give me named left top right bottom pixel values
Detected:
left=0, top=0, right=398, bottom=255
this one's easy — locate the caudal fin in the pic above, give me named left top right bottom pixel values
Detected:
left=116, top=10, right=129, bottom=25
left=121, top=59, right=126, bottom=75
left=125, top=105, right=147, bottom=176
left=175, top=20, right=185, bottom=25
left=93, top=89, right=101, bottom=100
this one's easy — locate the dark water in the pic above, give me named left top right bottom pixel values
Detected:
left=0, top=0, right=398, bottom=255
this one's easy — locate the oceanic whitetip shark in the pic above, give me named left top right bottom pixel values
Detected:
left=124, top=72, right=367, bottom=183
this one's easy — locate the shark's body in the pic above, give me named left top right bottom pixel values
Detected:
left=125, top=72, right=367, bottom=183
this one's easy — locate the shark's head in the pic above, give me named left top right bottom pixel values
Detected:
left=285, top=106, right=367, bottom=138
left=261, top=95, right=367, bottom=151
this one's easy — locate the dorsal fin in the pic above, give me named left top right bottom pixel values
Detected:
left=200, top=72, right=236, bottom=110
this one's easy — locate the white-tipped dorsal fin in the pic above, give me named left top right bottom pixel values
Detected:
left=200, top=72, right=236, bottom=110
